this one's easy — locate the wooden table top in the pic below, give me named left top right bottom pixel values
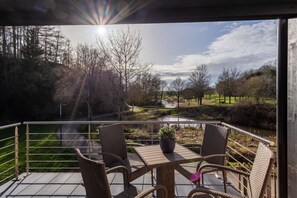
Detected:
left=134, top=143, right=202, bottom=168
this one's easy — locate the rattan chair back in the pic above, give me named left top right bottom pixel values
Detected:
left=248, top=142, right=274, bottom=198
left=100, top=124, right=128, bottom=167
left=75, top=148, right=111, bottom=198
left=201, top=124, right=230, bottom=165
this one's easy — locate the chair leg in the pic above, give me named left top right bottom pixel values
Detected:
left=150, top=170, right=155, bottom=197
left=196, top=173, right=204, bottom=187
left=201, top=174, right=204, bottom=186
left=151, top=170, right=154, bottom=186
left=222, top=170, right=227, bottom=193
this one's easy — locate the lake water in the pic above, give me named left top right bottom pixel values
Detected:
left=159, top=115, right=206, bottom=129
left=159, top=115, right=275, bottom=137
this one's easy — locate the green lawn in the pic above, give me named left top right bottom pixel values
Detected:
left=179, top=95, right=276, bottom=107
left=0, top=124, right=77, bottom=184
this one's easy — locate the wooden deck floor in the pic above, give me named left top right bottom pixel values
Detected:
left=0, top=171, right=241, bottom=198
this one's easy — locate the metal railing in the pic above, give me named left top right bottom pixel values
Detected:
left=22, top=120, right=220, bottom=173
left=1, top=121, right=276, bottom=197
left=221, top=122, right=276, bottom=198
left=0, top=123, right=21, bottom=184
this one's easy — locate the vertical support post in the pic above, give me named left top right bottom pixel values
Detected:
left=243, top=175, right=248, bottom=196
left=151, top=124, right=153, bottom=145
left=26, top=124, right=30, bottom=176
left=266, top=172, right=272, bottom=198
left=277, top=18, right=288, bottom=198
left=14, top=126, right=19, bottom=180
left=88, top=124, right=91, bottom=159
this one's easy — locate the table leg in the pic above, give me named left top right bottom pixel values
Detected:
left=156, top=164, right=175, bottom=198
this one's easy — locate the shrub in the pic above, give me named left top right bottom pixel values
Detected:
left=228, top=99, right=276, bottom=130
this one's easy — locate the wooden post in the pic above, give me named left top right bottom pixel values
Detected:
left=14, top=126, right=19, bottom=180
left=157, top=165, right=174, bottom=198
left=26, top=124, right=29, bottom=176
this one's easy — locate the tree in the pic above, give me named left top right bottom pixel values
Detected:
left=216, top=67, right=240, bottom=104
left=127, top=72, right=162, bottom=107
left=160, top=80, right=167, bottom=104
left=74, top=44, right=106, bottom=120
left=97, top=28, right=150, bottom=119
left=189, top=64, right=210, bottom=105
left=18, top=27, right=58, bottom=120
left=170, top=77, right=186, bottom=108
left=21, top=27, right=44, bottom=65
left=245, top=76, right=266, bottom=102
left=181, top=87, right=194, bottom=106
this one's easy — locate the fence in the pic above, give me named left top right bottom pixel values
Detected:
left=0, top=123, right=21, bottom=184
left=0, top=121, right=276, bottom=197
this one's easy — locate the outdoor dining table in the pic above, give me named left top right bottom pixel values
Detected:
left=134, top=143, right=203, bottom=198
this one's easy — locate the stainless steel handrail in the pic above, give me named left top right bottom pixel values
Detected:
left=23, top=120, right=221, bottom=125
left=0, top=123, right=21, bottom=130
left=0, top=123, right=20, bottom=183
left=21, top=120, right=276, bottom=197
left=222, top=122, right=274, bottom=146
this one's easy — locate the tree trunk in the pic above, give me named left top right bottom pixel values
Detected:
left=13, top=26, right=16, bottom=58
left=2, top=26, right=6, bottom=54
left=229, top=96, right=231, bottom=104
left=177, top=93, right=180, bottom=108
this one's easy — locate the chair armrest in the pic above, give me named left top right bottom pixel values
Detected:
left=106, top=165, right=128, bottom=174
left=198, top=164, right=250, bottom=177
left=135, top=185, right=167, bottom=198
left=187, top=187, right=238, bottom=198
left=196, top=154, right=228, bottom=171
left=203, top=154, right=228, bottom=160
left=106, top=165, right=130, bottom=189
left=98, top=152, right=126, bottom=166
left=182, top=144, right=202, bottom=149
left=127, top=142, right=145, bottom=147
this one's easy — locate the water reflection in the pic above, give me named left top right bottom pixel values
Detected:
left=159, top=116, right=275, bottom=137
left=159, top=116, right=205, bottom=129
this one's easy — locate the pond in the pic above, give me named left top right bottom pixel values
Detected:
left=159, top=115, right=275, bottom=138
left=159, top=115, right=205, bottom=129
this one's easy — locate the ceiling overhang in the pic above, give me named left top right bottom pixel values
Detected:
left=0, top=0, right=296, bottom=25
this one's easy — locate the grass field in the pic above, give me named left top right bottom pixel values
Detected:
left=0, top=124, right=77, bottom=184
left=178, top=95, right=276, bottom=107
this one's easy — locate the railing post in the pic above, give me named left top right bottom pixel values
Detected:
left=266, top=172, right=272, bottom=198
left=151, top=124, right=153, bottom=145
left=26, top=124, right=29, bottom=176
left=14, top=126, right=19, bottom=180
left=88, top=124, right=91, bottom=158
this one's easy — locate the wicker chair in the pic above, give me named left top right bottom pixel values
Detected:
left=75, top=148, right=167, bottom=198
left=188, top=142, right=275, bottom=198
left=176, top=124, right=230, bottom=192
left=99, top=124, right=154, bottom=185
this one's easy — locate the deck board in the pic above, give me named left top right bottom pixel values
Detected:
left=49, top=173, right=73, bottom=184
left=2, top=172, right=242, bottom=197
left=36, top=184, right=61, bottom=196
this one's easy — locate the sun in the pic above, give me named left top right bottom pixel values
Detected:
left=98, top=25, right=107, bottom=36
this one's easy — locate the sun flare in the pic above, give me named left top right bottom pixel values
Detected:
left=98, top=25, right=107, bottom=36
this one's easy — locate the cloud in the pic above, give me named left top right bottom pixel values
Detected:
left=152, top=21, right=277, bottom=83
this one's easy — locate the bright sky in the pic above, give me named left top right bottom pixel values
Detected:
left=60, top=20, right=277, bottom=84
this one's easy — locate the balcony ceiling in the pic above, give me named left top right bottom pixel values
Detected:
left=0, top=0, right=296, bottom=25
